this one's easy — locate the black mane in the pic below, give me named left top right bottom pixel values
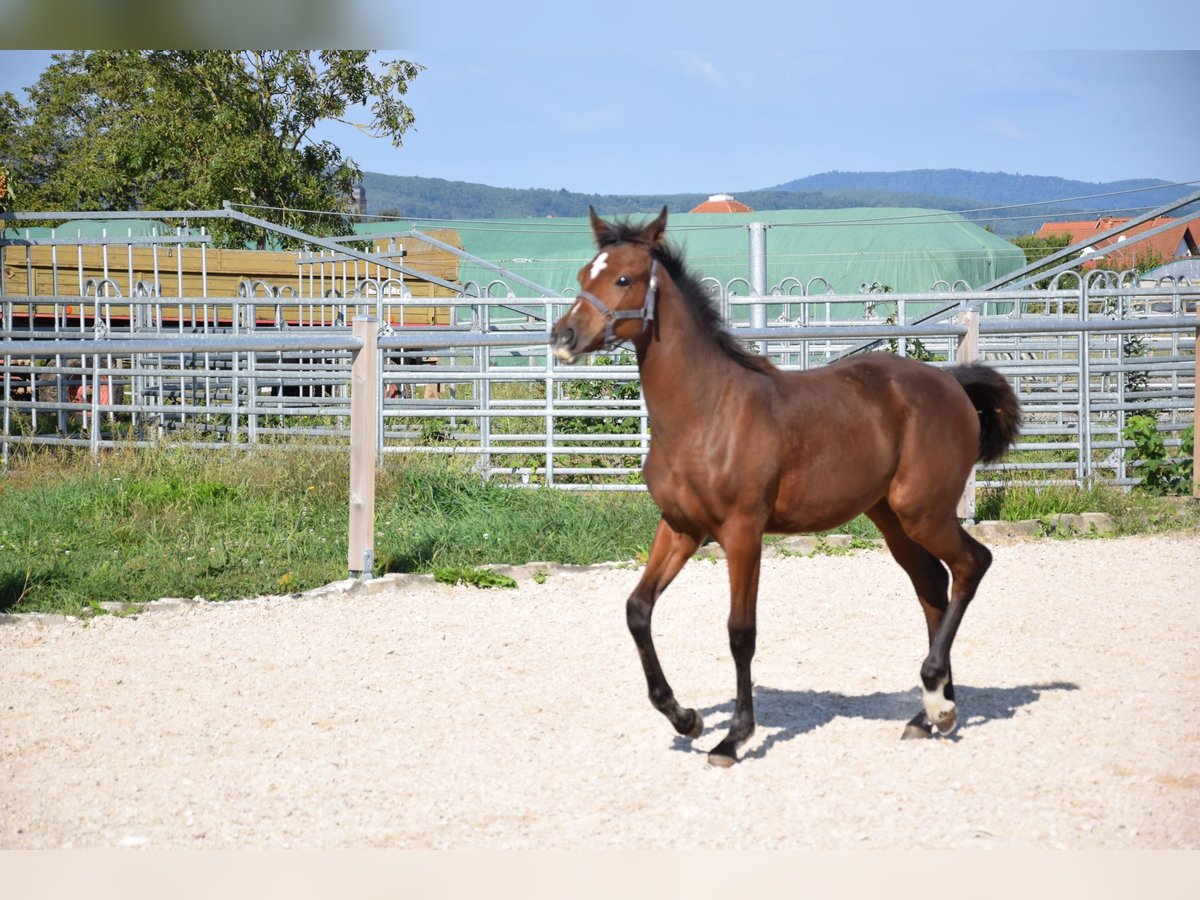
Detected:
left=597, top=219, right=775, bottom=373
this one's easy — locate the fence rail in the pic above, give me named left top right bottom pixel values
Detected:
left=4, top=293, right=1195, bottom=486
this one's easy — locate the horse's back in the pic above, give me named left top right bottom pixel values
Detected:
left=766, top=354, right=978, bottom=531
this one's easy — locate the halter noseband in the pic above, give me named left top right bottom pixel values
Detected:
left=574, top=258, right=659, bottom=349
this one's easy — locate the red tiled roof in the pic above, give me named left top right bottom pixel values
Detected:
left=1035, top=217, right=1199, bottom=269
left=690, top=193, right=753, bottom=213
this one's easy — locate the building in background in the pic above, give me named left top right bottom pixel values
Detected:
left=1035, top=217, right=1199, bottom=270
left=690, top=193, right=753, bottom=213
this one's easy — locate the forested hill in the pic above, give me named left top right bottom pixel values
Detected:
left=770, top=169, right=1194, bottom=213
left=360, top=169, right=1196, bottom=237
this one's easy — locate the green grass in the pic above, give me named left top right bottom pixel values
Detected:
left=0, top=444, right=1195, bottom=616
left=0, top=444, right=660, bottom=616
left=976, top=482, right=1199, bottom=533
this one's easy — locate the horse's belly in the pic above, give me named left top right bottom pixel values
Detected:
left=768, top=461, right=891, bottom=534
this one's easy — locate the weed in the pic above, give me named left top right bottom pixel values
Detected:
left=847, top=535, right=880, bottom=550
left=433, top=566, right=517, bottom=589
left=1122, top=416, right=1194, bottom=496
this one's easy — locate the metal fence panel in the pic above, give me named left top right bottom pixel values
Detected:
left=3, top=214, right=1196, bottom=496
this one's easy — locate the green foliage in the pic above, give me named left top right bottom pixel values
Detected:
left=0, top=51, right=421, bottom=247
left=557, top=352, right=642, bottom=436
left=881, top=305, right=944, bottom=363
left=975, top=484, right=1112, bottom=521
left=373, top=457, right=660, bottom=572
left=1095, top=249, right=1165, bottom=277
left=432, top=566, right=517, bottom=589
left=551, top=351, right=645, bottom=481
left=0, top=446, right=667, bottom=614
left=1122, top=416, right=1195, bottom=496
left=1007, top=232, right=1075, bottom=290
left=0, top=162, right=13, bottom=214
left=975, top=481, right=1199, bottom=535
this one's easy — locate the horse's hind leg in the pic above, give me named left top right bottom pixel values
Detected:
left=867, top=500, right=952, bottom=739
left=894, top=509, right=993, bottom=737
left=627, top=517, right=705, bottom=740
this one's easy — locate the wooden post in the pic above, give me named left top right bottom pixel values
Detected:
left=1194, top=303, right=1199, bottom=499
left=348, top=315, right=379, bottom=577
left=956, top=310, right=980, bottom=520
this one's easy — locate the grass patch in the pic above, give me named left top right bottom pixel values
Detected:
left=0, top=444, right=353, bottom=616
left=0, top=445, right=659, bottom=615
left=1, top=443, right=1195, bottom=616
left=976, top=483, right=1199, bottom=534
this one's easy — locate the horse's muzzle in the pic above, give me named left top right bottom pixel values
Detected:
left=550, top=324, right=581, bottom=364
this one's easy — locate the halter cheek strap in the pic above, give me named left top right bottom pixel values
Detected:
left=575, top=259, right=659, bottom=349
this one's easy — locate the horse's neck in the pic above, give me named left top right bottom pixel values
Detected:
left=636, top=281, right=742, bottom=429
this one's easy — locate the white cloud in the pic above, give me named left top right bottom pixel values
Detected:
left=675, top=52, right=722, bottom=85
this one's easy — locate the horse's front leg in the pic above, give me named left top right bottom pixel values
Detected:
left=627, top=517, right=704, bottom=739
left=707, top=527, right=763, bottom=767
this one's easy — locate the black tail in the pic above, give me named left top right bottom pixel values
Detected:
left=949, top=363, right=1021, bottom=464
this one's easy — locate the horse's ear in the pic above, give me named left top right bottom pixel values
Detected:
left=641, top=206, right=668, bottom=247
left=589, top=206, right=615, bottom=246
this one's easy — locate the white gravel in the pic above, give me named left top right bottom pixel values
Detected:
left=1, top=533, right=1197, bottom=849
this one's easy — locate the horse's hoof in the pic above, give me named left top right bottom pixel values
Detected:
left=706, top=750, right=736, bottom=768
left=685, top=709, right=704, bottom=739
left=934, top=707, right=958, bottom=735
left=901, top=722, right=934, bottom=741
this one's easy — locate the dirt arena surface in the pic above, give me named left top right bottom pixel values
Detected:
left=2, top=534, right=1197, bottom=849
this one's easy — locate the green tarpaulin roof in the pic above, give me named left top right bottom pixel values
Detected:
left=5, top=208, right=1027, bottom=300
left=358, top=207, right=1026, bottom=297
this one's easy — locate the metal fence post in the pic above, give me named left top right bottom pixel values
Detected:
left=956, top=310, right=980, bottom=520
left=348, top=315, right=378, bottom=578
left=1078, top=280, right=1092, bottom=486
left=748, top=222, right=768, bottom=352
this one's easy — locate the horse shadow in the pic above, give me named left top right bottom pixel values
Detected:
left=671, top=681, right=1080, bottom=760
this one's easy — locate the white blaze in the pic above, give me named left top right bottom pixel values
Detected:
left=589, top=252, right=609, bottom=281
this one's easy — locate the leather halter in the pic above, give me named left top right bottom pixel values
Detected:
left=574, top=258, right=659, bottom=350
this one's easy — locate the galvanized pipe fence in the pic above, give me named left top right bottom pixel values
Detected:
left=4, top=211, right=1197, bottom=524
left=4, top=289, right=1195, bottom=482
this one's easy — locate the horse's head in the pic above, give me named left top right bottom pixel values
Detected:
left=550, top=206, right=668, bottom=364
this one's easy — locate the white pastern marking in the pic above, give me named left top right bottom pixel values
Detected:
left=589, top=252, right=609, bottom=281
left=922, top=676, right=956, bottom=726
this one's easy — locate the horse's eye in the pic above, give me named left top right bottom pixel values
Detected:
left=616, top=275, right=631, bottom=287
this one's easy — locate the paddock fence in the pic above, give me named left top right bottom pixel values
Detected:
left=3, top=208, right=1197, bottom=571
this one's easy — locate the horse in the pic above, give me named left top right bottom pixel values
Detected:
left=549, top=206, right=1021, bottom=766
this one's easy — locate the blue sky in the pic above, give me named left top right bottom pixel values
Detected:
left=2, top=3, right=1198, bottom=196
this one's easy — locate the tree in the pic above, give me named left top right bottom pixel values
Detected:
left=0, top=51, right=421, bottom=247
left=1007, top=231, right=1074, bottom=290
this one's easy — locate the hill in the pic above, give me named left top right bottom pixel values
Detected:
left=769, top=169, right=1194, bottom=212
left=360, top=169, right=1197, bottom=237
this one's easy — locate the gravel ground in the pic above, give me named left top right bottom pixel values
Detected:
left=1, top=533, right=1197, bottom=849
